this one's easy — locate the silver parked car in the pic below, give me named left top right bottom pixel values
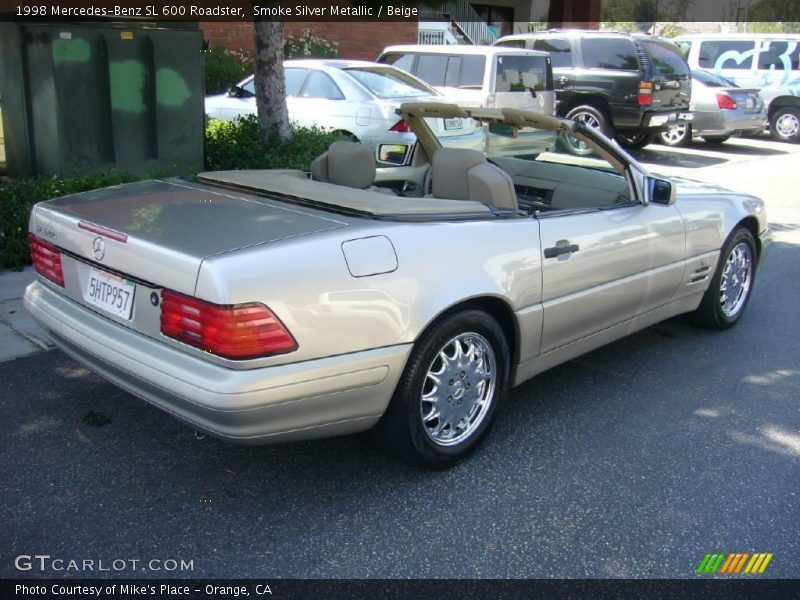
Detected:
left=25, top=103, right=770, bottom=468
left=659, top=70, right=768, bottom=146
left=205, top=59, right=464, bottom=166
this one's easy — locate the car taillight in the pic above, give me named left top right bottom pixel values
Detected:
left=160, top=290, right=297, bottom=359
left=29, top=234, right=64, bottom=287
left=389, top=119, right=410, bottom=133
left=638, top=82, right=653, bottom=106
left=716, top=93, right=738, bottom=110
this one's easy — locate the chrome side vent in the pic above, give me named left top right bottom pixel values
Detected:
left=689, top=265, right=712, bottom=284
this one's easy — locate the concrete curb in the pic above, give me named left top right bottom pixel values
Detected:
left=0, top=267, right=53, bottom=361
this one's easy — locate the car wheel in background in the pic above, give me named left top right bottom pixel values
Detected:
left=617, top=130, right=657, bottom=149
left=702, top=135, right=731, bottom=144
left=658, top=124, right=692, bottom=147
left=690, top=227, right=757, bottom=330
left=372, top=309, right=509, bottom=468
left=561, top=105, right=610, bottom=155
left=770, top=106, right=800, bottom=143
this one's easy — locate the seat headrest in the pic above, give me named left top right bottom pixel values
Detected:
left=311, top=141, right=376, bottom=189
left=431, top=148, right=518, bottom=211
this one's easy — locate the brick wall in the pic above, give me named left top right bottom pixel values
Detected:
left=200, top=21, right=418, bottom=61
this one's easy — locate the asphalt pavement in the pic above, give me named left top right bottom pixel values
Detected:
left=1, top=136, right=798, bottom=579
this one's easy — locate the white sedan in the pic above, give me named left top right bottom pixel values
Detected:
left=205, top=59, right=466, bottom=166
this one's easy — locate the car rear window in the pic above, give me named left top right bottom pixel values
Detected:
left=692, top=69, right=736, bottom=87
left=757, top=40, right=800, bottom=70
left=495, top=39, right=526, bottom=49
left=379, top=52, right=415, bottom=73
left=533, top=38, right=572, bottom=69
left=698, top=40, right=756, bottom=70
left=414, top=54, right=486, bottom=88
left=494, top=55, right=552, bottom=92
left=642, top=41, right=690, bottom=77
left=344, top=67, right=434, bottom=98
left=581, top=38, right=638, bottom=70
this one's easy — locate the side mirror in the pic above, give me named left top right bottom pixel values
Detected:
left=377, top=144, right=410, bottom=166
left=228, top=85, right=253, bottom=98
left=647, top=176, right=677, bottom=206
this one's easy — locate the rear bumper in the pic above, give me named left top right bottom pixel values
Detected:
left=643, top=111, right=694, bottom=129
left=692, top=109, right=768, bottom=138
left=24, top=281, right=411, bottom=444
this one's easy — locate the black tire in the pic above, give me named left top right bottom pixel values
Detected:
left=769, top=106, right=800, bottom=143
left=703, top=135, right=731, bottom=144
left=658, top=124, right=692, bottom=147
left=690, top=227, right=757, bottom=330
left=372, top=309, right=510, bottom=469
left=617, top=130, right=657, bottom=149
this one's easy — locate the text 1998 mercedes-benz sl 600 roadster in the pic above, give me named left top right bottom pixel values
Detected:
left=25, top=103, right=771, bottom=468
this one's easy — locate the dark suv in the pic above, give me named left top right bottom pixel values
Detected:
left=495, top=31, right=692, bottom=151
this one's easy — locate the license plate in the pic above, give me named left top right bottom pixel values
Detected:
left=82, top=266, right=135, bottom=320
left=444, top=118, right=463, bottom=130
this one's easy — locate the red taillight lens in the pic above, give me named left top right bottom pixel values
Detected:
left=638, top=82, right=653, bottom=106
left=29, top=234, right=65, bottom=287
left=716, top=93, right=738, bottom=110
left=389, top=119, right=410, bottom=133
left=160, top=290, right=297, bottom=359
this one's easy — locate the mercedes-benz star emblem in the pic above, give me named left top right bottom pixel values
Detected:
left=92, top=237, right=106, bottom=261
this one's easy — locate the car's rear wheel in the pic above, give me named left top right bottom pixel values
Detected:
left=617, top=130, right=657, bottom=149
left=690, top=227, right=757, bottom=330
left=703, top=135, right=731, bottom=144
left=770, top=106, right=800, bottom=143
left=373, top=309, right=509, bottom=468
left=658, top=124, right=692, bottom=147
left=561, top=105, right=610, bottom=155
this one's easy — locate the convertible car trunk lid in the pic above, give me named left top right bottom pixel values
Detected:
left=31, top=178, right=347, bottom=295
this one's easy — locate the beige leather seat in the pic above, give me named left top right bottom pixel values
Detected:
left=311, top=141, right=376, bottom=189
left=430, top=148, right=518, bottom=211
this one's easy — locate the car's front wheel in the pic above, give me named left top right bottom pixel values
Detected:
left=561, top=105, right=611, bottom=155
left=691, top=227, right=757, bottom=330
left=658, top=124, right=692, bottom=147
left=770, top=106, right=800, bottom=143
left=373, top=309, right=509, bottom=468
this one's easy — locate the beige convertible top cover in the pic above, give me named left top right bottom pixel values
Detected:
left=197, top=170, right=493, bottom=217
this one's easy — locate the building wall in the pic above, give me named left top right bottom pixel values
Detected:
left=200, top=22, right=418, bottom=61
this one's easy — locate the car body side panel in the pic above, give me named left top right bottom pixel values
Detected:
left=195, top=218, right=544, bottom=369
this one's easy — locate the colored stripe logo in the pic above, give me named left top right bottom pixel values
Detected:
left=696, top=552, right=773, bottom=574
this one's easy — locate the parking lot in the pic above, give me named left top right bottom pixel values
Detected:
left=1, top=135, right=798, bottom=579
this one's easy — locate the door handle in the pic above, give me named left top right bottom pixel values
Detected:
left=544, top=243, right=580, bottom=259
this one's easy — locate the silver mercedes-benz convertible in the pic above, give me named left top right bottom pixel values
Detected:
left=25, top=103, right=771, bottom=468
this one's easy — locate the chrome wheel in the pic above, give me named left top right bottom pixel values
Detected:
left=563, top=110, right=602, bottom=154
left=661, top=124, right=688, bottom=145
left=420, top=332, right=497, bottom=447
left=720, top=242, right=753, bottom=318
left=776, top=112, right=800, bottom=138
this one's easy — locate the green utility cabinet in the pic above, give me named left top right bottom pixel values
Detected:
left=0, top=22, right=204, bottom=177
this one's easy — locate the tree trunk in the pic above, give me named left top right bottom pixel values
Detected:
left=253, top=21, right=291, bottom=142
